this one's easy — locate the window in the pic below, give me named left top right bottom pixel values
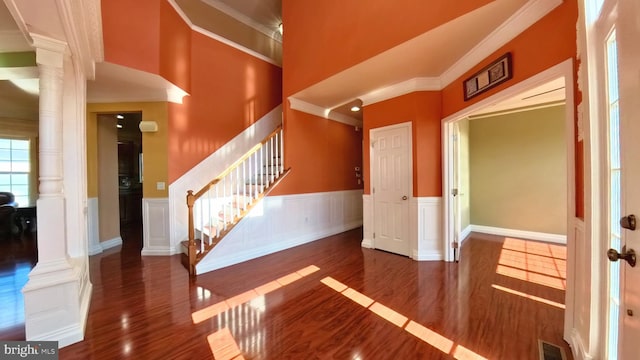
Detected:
left=0, top=138, right=31, bottom=206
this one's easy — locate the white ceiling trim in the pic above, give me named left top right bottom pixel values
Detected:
left=200, top=0, right=282, bottom=43
left=359, top=77, right=441, bottom=106
left=439, top=0, right=562, bottom=87
left=167, top=0, right=281, bottom=67
left=291, top=0, right=563, bottom=125
left=289, top=97, right=362, bottom=128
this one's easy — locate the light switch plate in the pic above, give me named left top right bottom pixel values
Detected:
left=157, top=182, right=165, bottom=190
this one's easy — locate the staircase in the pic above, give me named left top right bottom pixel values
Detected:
left=182, top=126, right=290, bottom=276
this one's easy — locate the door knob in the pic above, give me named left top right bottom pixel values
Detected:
left=402, top=196, right=408, bottom=200
left=621, top=214, right=636, bottom=231
left=607, top=246, right=636, bottom=267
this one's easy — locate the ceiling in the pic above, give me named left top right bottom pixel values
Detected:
left=0, top=0, right=565, bottom=124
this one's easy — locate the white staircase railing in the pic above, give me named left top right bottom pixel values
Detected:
left=185, top=126, right=286, bottom=275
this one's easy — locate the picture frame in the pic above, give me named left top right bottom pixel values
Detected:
left=463, top=52, right=513, bottom=101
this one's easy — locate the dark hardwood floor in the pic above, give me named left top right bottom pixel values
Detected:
left=1, top=226, right=572, bottom=359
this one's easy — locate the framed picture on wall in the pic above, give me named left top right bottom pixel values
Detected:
left=463, top=53, right=513, bottom=101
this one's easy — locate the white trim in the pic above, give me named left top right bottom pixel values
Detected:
left=469, top=224, right=567, bottom=244
left=460, top=225, right=472, bottom=243
left=196, top=190, right=363, bottom=274
left=442, top=58, right=575, bottom=261
left=288, top=97, right=362, bottom=127
left=359, top=77, right=441, bottom=106
left=167, top=0, right=280, bottom=67
left=411, top=250, right=443, bottom=261
left=87, top=198, right=101, bottom=255
left=142, top=198, right=172, bottom=256
left=568, top=328, right=594, bottom=360
left=100, top=236, right=122, bottom=251
left=200, top=0, right=282, bottom=43
left=440, top=0, right=562, bottom=87
left=362, top=194, right=373, bottom=248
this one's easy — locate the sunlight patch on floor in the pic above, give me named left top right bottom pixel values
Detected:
left=492, top=284, right=565, bottom=309
left=320, top=276, right=487, bottom=360
left=207, top=327, right=245, bottom=360
left=192, top=265, right=320, bottom=324
left=497, top=238, right=567, bottom=290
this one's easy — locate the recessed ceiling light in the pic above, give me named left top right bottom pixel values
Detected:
left=116, top=114, right=124, bottom=119
left=116, top=124, right=123, bottom=129
left=350, top=106, right=361, bottom=112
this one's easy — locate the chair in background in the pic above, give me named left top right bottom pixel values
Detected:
left=0, top=192, right=19, bottom=237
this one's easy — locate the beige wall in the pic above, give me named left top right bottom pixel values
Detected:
left=457, top=118, right=471, bottom=230
left=97, top=115, right=120, bottom=242
left=87, top=102, right=169, bottom=199
left=469, top=105, right=567, bottom=235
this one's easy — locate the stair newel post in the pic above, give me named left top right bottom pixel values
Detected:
left=186, top=190, right=196, bottom=276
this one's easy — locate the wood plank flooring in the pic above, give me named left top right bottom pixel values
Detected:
left=2, top=227, right=572, bottom=359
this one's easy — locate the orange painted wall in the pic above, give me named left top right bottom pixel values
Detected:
left=159, top=1, right=191, bottom=92
left=440, top=0, right=581, bottom=216
left=282, top=0, right=492, bottom=97
left=102, top=0, right=161, bottom=75
left=271, top=108, right=363, bottom=196
left=362, top=92, right=442, bottom=197
left=167, top=31, right=282, bottom=183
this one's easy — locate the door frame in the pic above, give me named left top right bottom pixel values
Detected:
left=369, top=121, right=413, bottom=253
left=441, top=58, right=576, bottom=335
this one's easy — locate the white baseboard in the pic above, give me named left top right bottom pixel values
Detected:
left=100, top=236, right=122, bottom=251
left=460, top=225, right=472, bottom=244
left=412, top=249, right=443, bottom=261
left=196, top=190, right=363, bottom=274
left=361, top=238, right=373, bottom=248
left=567, top=328, right=593, bottom=360
left=469, top=224, right=566, bottom=244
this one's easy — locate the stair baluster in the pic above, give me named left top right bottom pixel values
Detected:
left=184, top=127, right=289, bottom=276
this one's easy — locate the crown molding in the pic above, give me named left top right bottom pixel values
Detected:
left=167, top=0, right=281, bottom=67
left=440, top=0, right=562, bottom=88
left=360, top=77, right=441, bottom=106
left=289, top=97, right=362, bottom=127
left=200, top=0, right=282, bottom=43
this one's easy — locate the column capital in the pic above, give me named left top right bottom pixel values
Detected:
left=32, top=34, right=68, bottom=68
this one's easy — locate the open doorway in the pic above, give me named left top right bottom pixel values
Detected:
left=97, top=112, right=143, bottom=252
left=442, top=58, right=576, bottom=341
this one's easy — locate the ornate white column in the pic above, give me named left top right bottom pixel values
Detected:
left=22, top=34, right=84, bottom=347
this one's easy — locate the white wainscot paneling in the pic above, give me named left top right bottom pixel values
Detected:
left=567, top=218, right=593, bottom=360
left=196, top=190, right=363, bottom=274
left=87, top=197, right=101, bottom=255
left=169, top=105, right=282, bottom=252
left=413, top=197, right=443, bottom=261
left=361, top=194, right=373, bottom=248
left=142, top=198, right=171, bottom=256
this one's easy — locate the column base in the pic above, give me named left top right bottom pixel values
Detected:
left=22, top=257, right=92, bottom=347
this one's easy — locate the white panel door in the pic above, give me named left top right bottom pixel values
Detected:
left=371, top=123, right=411, bottom=256
left=590, top=0, right=640, bottom=358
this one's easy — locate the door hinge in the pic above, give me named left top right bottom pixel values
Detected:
left=373, top=232, right=376, bottom=239
left=452, top=134, right=458, bottom=142
left=372, top=187, right=375, bottom=194
left=371, top=140, right=376, bottom=147
left=451, top=188, right=458, bottom=196
left=452, top=241, right=459, bottom=249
